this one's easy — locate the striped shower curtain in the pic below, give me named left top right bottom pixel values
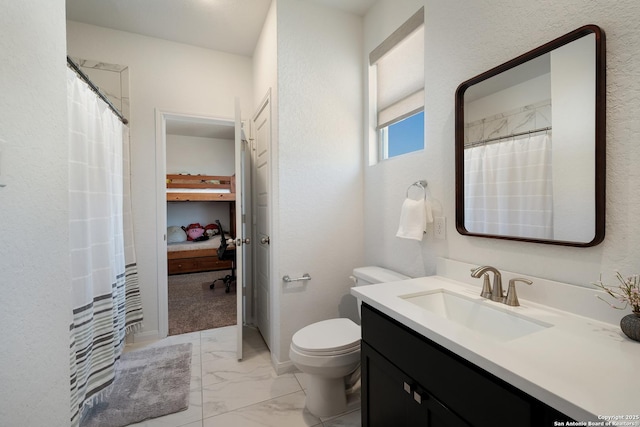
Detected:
left=464, top=133, right=554, bottom=239
left=66, top=68, right=143, bottom=426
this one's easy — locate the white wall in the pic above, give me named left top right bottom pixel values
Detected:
left=273, top=0, right=364, bottom=365
left=166, top=134, right=235, bottom=175
left=67, top=21, right=254, bottom=339
left=253, top=1, right=278, bottom=110
left=364, top=0, right=640, bottom=320
left=0, top=1, right=70, bottom=425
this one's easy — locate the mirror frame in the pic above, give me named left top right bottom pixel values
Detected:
left=455, top=25, right=606, bottom=247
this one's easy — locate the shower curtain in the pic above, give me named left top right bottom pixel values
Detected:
left=66, top=68, right=143, bottom=426
left=464, top=133, right=553, bottom=239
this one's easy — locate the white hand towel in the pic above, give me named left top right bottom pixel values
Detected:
left=396, top=198, right=426, bottom=241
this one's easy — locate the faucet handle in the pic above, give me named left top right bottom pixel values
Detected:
left=480, top=274, right=492, bottom=298
left=505, top=278, right=532, bottom=306
left=470, top=267, right=495, bottom=299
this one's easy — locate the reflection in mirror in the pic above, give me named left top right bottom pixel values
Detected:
left=455, top=25, right=605, bottom=247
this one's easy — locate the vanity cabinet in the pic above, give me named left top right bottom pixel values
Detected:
left=361, top=304, right=571, bottom=427
left=363, top=341, right=469, bottom=426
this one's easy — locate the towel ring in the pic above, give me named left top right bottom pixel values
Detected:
left=406, top=180, right=428, bottom=200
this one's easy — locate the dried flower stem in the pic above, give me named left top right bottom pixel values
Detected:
left=593, top=272, right=640, bottom=313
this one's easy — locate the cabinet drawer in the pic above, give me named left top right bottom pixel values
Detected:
left=362, top=304, right=532, bottom=427
left=198, top=257, right=232, bottom=270
left=168, top=256, right=232, bottom=274
left=168, top=259, right=199, bottom=274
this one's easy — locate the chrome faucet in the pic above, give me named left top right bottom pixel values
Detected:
left=470, top=266, right=505, bottom=303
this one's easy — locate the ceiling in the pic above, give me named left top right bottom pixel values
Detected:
left=67, top=0, right=377, bottom=138
left=66, top=0, right=377, bottom=57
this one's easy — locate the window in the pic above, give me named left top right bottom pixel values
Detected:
left=381, top=110, right=425, bottom=158
left=370, top=7, right=425, bottom=161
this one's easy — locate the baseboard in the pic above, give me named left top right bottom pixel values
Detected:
left=132, top=329, right=160, bottom=343
left=272, top=353, right=297, bottom=375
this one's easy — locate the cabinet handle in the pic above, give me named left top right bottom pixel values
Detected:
left=403, top=382, right=411, bottom=394
left=404, top=381, right=426, bottom=404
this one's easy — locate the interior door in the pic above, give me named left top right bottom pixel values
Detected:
left=252, top=92, right=271, bottom=349
left=234, top=98, right=246, bottom=360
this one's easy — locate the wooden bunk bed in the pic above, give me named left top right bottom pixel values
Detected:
left=166, top=174, right=236, bottom=276
left=166, top=174, right=236, bottom=202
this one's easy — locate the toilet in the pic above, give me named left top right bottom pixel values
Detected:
left=289, top=266, right=409, bottom=417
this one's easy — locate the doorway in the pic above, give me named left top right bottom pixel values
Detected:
left=155, top=110, right=248, bottom=347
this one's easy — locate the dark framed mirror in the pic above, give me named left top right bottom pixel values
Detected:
left=455, top=25, right=606, bottom=247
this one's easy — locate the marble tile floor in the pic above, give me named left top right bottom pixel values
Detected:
left=124, top=325, right=361, bottom=427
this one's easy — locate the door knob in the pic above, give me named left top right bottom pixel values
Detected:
left=260, top=236, right=270, bottom=244
left=235, top=238, right=251, bottom=245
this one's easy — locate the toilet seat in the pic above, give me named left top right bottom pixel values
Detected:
left=291, top=318, right=360, bottom=356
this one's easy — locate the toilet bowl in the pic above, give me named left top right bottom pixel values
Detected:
left=289, top=266, right=409, bottom=417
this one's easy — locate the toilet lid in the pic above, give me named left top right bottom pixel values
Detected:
left=291, top=318, right=360, bottom=355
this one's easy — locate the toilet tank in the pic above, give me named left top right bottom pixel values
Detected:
left=352, top=266, right=410, bottom=286
left=352, top=266, right=410, bottom=318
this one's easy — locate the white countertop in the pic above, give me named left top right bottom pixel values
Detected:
left=352, top=275, right=640, bottom=424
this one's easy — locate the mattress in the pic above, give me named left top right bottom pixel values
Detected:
left=167, top=235, right=222, bottom=252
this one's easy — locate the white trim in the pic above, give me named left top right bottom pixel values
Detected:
left=272, top=354, right=297, bottom=376
left=131, top=329, right=160, bottom=343
left=155, top=108, right=168, bottom=339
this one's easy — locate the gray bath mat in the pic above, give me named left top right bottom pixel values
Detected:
left=81, top=343, right=192, bottom=427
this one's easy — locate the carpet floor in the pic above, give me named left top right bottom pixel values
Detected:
left=168, top=271, right=236, bottom=336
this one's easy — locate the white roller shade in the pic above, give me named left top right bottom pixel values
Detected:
left=370, top=8, right=425, bottom=130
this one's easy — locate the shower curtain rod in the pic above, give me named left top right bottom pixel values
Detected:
left=465, top=126, right=551, bottom=148
left=66, top=56, right=129, bottom=125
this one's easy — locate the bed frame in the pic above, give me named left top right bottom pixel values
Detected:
left=166, top=174, right=236, bottom=202
left=166, top=174, right=236, bottom=276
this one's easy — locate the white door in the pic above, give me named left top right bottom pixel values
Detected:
left=234, top=98, right=246, bottom=360
left=252, top=92, right=271, bottom=348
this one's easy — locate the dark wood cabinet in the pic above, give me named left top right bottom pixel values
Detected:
left=361, top=303, right=573, bottom=427
left=363, top=341, right=469, bottom=426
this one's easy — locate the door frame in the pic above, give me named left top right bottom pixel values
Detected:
left=155, top=108, right=243, bottom=338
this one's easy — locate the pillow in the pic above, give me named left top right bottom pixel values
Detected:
left=167, top=226, right=187, bottom=243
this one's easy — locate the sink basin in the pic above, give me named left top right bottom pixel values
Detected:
left=400, top=289, right=551, bottom=341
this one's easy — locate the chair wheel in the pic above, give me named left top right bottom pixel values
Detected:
left=209, top=283, right=215, bottom=289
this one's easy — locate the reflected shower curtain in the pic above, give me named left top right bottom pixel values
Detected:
left=464, top=133, right=553, bottom=239
left=67, top=68, right=143, bottom=426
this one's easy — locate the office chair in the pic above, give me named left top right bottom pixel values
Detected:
left=210, top=220, right=236, bottom=293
